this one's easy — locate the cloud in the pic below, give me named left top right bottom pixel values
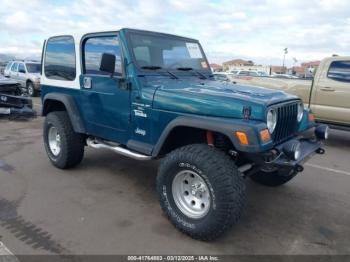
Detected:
left=0, top=0, right=349, bottom=66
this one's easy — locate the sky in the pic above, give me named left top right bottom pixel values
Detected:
left=0, top=0, right=349, bottom=67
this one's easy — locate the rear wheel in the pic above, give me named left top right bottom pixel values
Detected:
left=250, top=167, right=297, bottom=187
left=157, top=144, right=246, bottom=241
left=43, top=111, right=85, bottom=169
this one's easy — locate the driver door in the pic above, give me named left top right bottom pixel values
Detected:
left=80, top=33, right=130, bottom=144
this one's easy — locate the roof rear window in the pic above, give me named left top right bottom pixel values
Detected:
left=44, top=36, right=76, bottom=81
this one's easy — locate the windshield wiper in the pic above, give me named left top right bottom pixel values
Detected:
left=176, top=67, right=207, bottom=79
left=141, top=65, right=178, bottom=79
left=141, top=66, right=162, bottom=70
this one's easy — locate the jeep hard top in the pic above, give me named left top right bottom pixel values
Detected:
left=41, top=28, right=328, bottom=240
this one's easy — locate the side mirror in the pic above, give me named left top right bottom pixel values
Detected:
left=100, top=53, right=116, bottom=75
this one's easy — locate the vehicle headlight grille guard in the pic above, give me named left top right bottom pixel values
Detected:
left=269, top=101, right=299, bottom=144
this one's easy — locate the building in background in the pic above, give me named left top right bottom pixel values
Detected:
left=301, top=61, right=320, bottom=77
left=209, top=59, right=322, bottom=77
left=210, top=63, right=223, bottom=72
left=222, top=59, right=270, bottom=74
left=222, top=59, right=253, bottom=71
left=288, top=66, right=305, bottom=77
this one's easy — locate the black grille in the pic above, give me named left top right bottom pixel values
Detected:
left=272, top=102, right=298, bottom=143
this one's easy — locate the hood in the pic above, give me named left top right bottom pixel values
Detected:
left=150, top=77, right=298, bottom=120
left=29, top=73, right=41, bottom=79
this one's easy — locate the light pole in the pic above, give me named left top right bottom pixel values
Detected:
left=282, top=48, right=288, bottom=73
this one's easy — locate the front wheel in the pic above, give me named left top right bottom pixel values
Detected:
left=250, top=167, right=298, bottom=187
left=43, top=111, right=85, bottom=169
left=157, top=144, right=246, bottom=241
left=26, top=82, right=36, bottom=97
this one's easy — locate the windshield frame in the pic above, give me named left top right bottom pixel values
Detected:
left=126, top=30, right=212, bottom=75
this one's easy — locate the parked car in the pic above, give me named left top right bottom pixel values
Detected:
left=41, top=29, right=327, bottom=241
left=231, top=56, right=350, bottom=130
left=271, top=74, right=299, bottom=79
left=232, top=70, right=260, bottom=77
left=257, top=71, right=269, bottom=77
left=8, top=61, right=41, bottom=96
left=213, top=72, right=230, bottom=81
left=0, top=76, right=36, bottom=118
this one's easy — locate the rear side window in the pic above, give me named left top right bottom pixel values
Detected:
left=83, top=35, right=122, bottom=75
left=44, top=36, right=76, bottom=81
left=5, top=62, right=12, bottom=70
left=11, top=63, right=18, bottom=72
left=327, top=61, right=350, bottom=82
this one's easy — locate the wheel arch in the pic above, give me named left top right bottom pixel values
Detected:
left=26, top=79, right=33, bottom=86
left=152, top=116, right=243, bottom=157
left=42, top=93, right=86, bottom=133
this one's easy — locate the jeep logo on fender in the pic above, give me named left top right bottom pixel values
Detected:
left=0, top=96, right=7, bottom=102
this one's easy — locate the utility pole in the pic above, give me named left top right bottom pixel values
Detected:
left=282, top=48, right=288, bottom=73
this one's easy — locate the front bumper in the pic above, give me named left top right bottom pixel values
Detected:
left=246, top=125, right=327, bottom=174
left=0, top=94, right=36, bottom=118
left=271, top=138, right=324, bottom=170
left=0, top=106, right=36, bottom=118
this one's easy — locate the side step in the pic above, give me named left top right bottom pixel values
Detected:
left=86, top=138, right=152, bottom=161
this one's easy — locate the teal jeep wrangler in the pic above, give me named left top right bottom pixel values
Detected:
left=41, top=28, right=328, bottom=240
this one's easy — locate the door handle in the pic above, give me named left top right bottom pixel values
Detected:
left=320, top=87, right=335, bottom=92
left=83, top=77, right=92, bottom=89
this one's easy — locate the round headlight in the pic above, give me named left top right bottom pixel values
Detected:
left=297, top=102, right=304, bottom=122
left=267, top=109, right=277, bottom=134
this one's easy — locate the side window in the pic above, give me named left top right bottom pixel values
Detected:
left=44, top=36, right=76, bottom=81
left=83, top=35, right=122, bottom=75
left=18, top=63, right=25, bottom=73
left=11, top=63, right=18, bottom=72
left=5, top=63, right=12, bottom=70
left=327, top=61, right=350, bottom=82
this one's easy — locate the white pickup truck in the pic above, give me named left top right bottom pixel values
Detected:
left=232, top=56, right=350, bottom=130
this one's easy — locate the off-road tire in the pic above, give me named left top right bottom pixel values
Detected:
left=26, top=81, right=36, bottom=97
left=250, top=168, right=298, bottom=187
left=43, top=111, right=85, bottom=169
left=157, top=144, right=246, bottom=241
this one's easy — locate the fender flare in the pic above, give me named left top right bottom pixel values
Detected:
left=152, top=115, right=266, bottom=157
left=42, top=92, right=86, bottom=133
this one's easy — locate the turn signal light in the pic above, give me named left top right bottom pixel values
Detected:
left=236, top=131, right=249, bottom=145
left=309, top=113, right=315, bottom=122
left=260, top=129, right=271, bottom=142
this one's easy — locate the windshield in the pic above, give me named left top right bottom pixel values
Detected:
left=129, top=32, right=209, bottom=71
left=26, top=63, right=41, bottom=73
